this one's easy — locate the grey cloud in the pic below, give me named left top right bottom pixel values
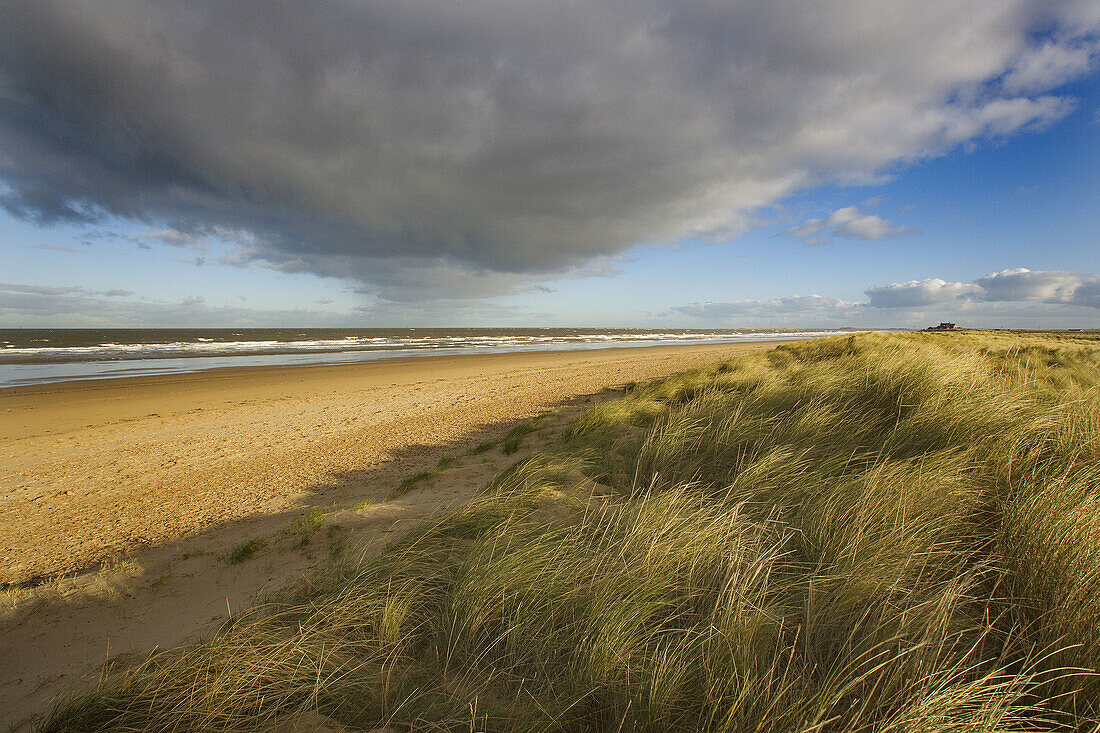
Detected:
left=938, top=95, right=1076, bottom=143
left=235, top=249, right=621, bottom=302
left=0, top=281, right=134, bottom=298
left=1002, top=38, right=1097, bottom=93
left=351, top=297, right=539, bottom=327
left=2, top=279, right=541, bottom=327
left=1074, top=281, right=1100, bottom=309
left=787, top=206, right=918, bottom=244
left=0, top=286, right=340, bottom=326
left=0, top=2, right=1097, bottom=298
left=126, top=229, right=206, bottom=249
left=672, top=295, right=860, bottom=321
left=0, top=282, right=88, bottom=296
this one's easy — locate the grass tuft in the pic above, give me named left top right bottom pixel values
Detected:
left=226, top=537, right=266, bottom=564
left=394, top=470, right=434, bottom=496
left=501, top=415, right=547, bottom=454
left=466, top=440, right=499, bottom=456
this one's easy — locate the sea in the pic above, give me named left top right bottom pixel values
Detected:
left=0, top=327, right=852, bottom=389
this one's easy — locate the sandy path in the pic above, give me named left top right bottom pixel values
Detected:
left=0, top=342, right=781, bottom=728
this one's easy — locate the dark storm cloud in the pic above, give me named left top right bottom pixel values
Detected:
left=1, top=1, right=1097, bottom=297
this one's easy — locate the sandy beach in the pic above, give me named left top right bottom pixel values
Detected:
left=0, top=342, right=788, bottom=728
left=1, top=341, right=780, bottom=586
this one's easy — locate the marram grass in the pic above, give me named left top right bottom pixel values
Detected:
left=41, top=331, right=1100, bottom=732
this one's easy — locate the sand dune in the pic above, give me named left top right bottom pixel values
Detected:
left=0, top=342, right=777, bottom=729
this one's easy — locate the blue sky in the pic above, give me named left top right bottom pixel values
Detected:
left=1, top=2, right=1098, bottom=328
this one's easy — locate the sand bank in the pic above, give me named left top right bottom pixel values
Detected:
left=1, top=341, right=783, bottom=586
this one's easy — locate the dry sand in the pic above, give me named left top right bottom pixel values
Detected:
left=0, top=341, right=780, bottom=728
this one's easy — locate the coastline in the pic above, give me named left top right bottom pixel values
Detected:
left=0, top=330, right=843, bottom=389
left=0, top=339, right=790, bottom=401
left=0, top=339, right=790, bottom=729
left=1, top=340, right=793, bottom=584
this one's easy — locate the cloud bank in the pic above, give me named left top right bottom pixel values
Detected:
left=868, top=268, right=1100, bottom=308
left=673, top=268, right=1100, bottom=325
left=5, top=269, right=1098, bottom=327
left=1, top=2, right=1097, bottom=297
left=0, top=281, right=538, bottom=327
left=0, top=282, right=342, bottom=327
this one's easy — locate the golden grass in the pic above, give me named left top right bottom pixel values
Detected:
left=40, top=331, right=1100, bottom=732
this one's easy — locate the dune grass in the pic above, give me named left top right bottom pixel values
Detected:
left=225, top=537, right=266, bottom=565
left=40, top=331, right=1100, bottom=732
left=502, top=414, right=549, bottom=455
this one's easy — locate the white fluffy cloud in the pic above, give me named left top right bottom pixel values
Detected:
left=786, top=206, right=918, bottom=244
left=868, top=268, right=1100, bottom=308
left=1003, top=38, right=1098, bottom=93
left=0, top=2, right=1097, bottom=297
left=865, top=279, right=984, bottom=308
left=673, top=268, right=1100, bottom=326
left=977, top=267, right=1100, bottom=304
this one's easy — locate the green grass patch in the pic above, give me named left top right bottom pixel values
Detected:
left=281, top=508, right=328, bottom=547
left=394, top=469, right=434, bottom=496
left=466, top=440, right=499, bottom=456
left=394, top=452, right=466, bottom=497
left=501, top=415, right=547, bottom=454
left=287, top=508, right=326, bottom=535
left=225, top=537, right=266, bottom=564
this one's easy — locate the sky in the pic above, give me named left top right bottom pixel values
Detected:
left=1, top=1, right=1098, bottom=329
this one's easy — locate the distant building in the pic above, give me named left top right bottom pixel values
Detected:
left=925, top=322, right=958, bottom=331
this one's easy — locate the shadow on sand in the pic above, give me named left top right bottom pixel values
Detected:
left=1, top=392, right=607, bottom=731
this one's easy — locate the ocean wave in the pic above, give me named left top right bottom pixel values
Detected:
left=0, top=330, right=850, bottom=365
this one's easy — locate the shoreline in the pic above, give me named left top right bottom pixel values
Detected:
left=0, top=334, right=830, bottom=390
left=1, top=340, right=794, bottom=585
left=0, top=340, right=786, bottom=399
left=0, top=339, right=790, bottom=728
left=0, top=342, right=790, bottom=442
